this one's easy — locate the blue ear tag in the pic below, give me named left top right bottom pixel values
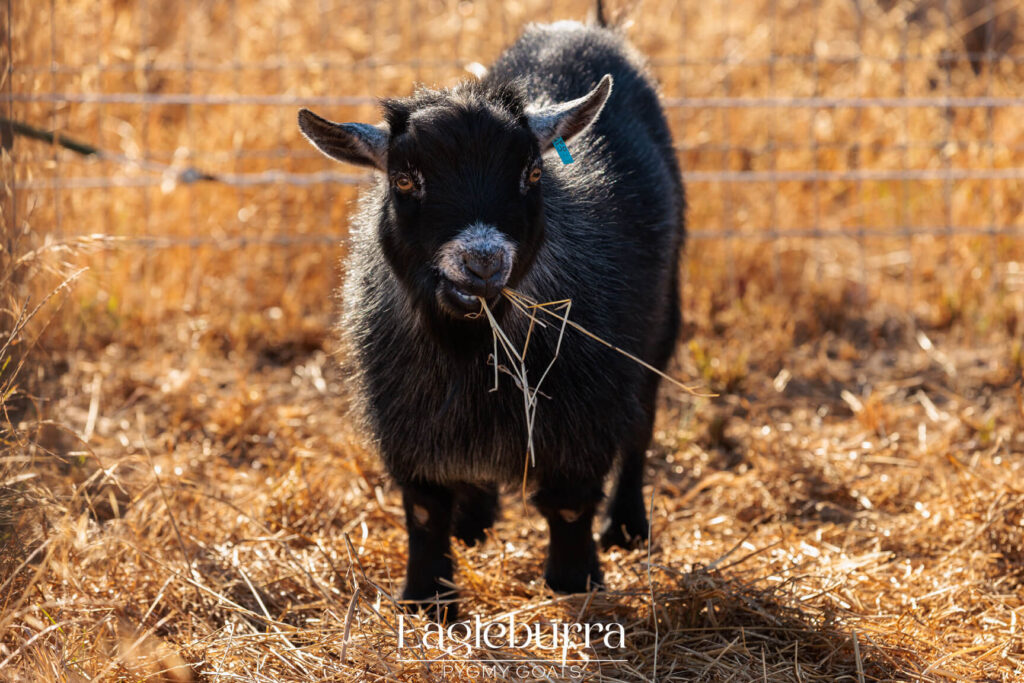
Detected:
left=552, top=137, right=574, bottom=164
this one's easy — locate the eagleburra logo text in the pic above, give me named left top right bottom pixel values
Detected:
left=397, top=614, right=626, bottom=657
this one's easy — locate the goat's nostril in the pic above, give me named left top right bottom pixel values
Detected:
left=463, top=252, right=504, bottom=282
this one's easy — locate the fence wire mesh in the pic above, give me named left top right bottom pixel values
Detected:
left=3, top=0, right=1024, bottom=340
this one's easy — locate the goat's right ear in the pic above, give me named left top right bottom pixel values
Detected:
left=297, top=109, right=388, bottom=171
left=526, top=74, right=613, bottom=149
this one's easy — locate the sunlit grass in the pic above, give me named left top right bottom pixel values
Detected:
left=3, top=0, right=1024, bottom=679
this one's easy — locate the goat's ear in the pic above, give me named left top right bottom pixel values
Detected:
left=526, top=74, right=613, bottom=149
left=297, top=109, right=388, bottom=171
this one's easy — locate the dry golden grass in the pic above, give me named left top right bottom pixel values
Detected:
left=3, top=0, right=1024, bottom=680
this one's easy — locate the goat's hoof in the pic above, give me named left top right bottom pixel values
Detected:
left=453, top=518, right=491, bottom=547
left=544, top=562, right=604, bottom=594
left=599, top=516, right=650, bottom=551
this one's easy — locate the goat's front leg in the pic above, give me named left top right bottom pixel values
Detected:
left=533, top=480, right=604, bottom=593
left=399, top=481, right=458, bottom=622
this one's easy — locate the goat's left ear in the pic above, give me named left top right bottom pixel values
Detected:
left=526, top=74, right=613, bottom=149
left=297, top=108, right=388, bottom=171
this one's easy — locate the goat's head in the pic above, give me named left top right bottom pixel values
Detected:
left=298, top=74, right=612, bottom=324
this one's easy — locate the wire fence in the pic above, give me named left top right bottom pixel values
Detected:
left=4, top=0, right=1024, bottom=328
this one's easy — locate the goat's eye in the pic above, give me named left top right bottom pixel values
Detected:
left=394, top=173, right=415, bottom=194
left=528, top=166, right=542, bottom=184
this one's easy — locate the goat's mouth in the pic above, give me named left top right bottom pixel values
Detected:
left=438, top=278, right=500, bottom=317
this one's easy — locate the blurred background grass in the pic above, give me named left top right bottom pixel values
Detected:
left=6, top=0, right=1024, bottom=357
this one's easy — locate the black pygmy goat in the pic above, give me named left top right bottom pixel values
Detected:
left=298, top=17, right=684, bottom=622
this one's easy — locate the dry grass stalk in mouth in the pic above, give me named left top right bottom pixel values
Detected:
left=477, top=288, right=711, bottom=499
left=503, top=288, right=713, bottom=399
left=476, top=293, right=571, bottom=476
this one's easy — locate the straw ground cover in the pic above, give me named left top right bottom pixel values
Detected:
left=4, top=0, right=1024, bottom=680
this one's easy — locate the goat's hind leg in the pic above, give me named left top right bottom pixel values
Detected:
left=601, top=400, right=656, bottom=550
left=452, top=482, right=499, bottom=546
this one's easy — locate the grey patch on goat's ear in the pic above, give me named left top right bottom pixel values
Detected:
left=526, top=74, right=613, bottom=149
left=297, top=108, right=388, bottom=171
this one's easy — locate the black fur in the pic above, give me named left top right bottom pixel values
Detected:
left=315, top=20, right=685, bottom=620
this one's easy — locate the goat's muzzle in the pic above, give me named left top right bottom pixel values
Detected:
left=435, top=223, right=516, bottom=316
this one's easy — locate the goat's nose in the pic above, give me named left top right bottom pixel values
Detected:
left=462, top=250, right=505, bottom=284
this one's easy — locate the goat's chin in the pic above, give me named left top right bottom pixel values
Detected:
left=409, top=287, right=506, bottom=358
